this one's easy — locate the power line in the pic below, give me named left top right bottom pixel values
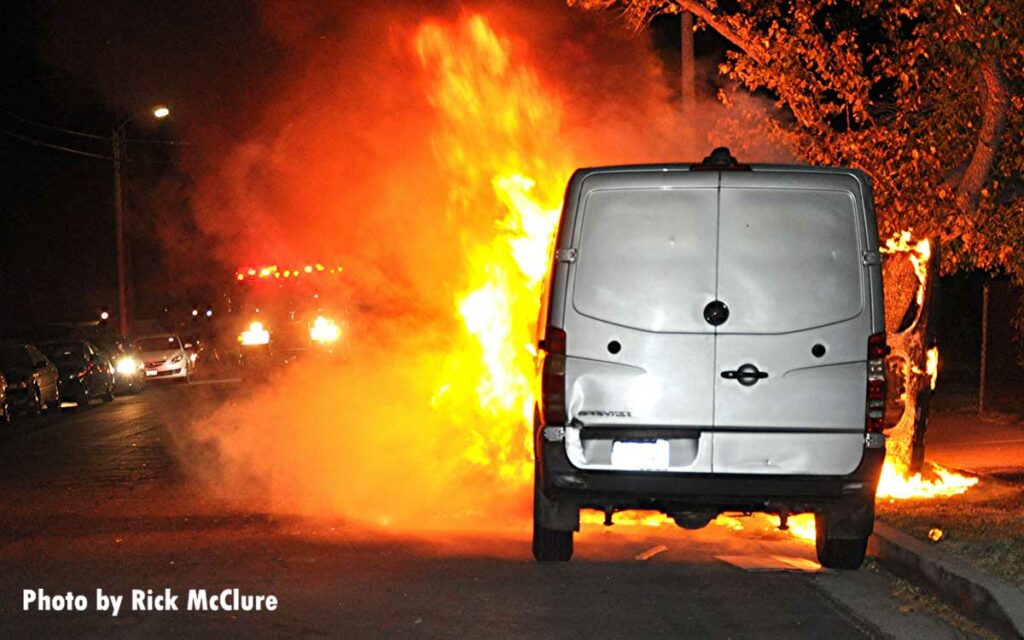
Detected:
left=0, top=107, right=193, bottom=146
left=0, top=128, right=111, bottom=160
left=0, top=107, right=110, bottom=141
left=124, top=136, right=193, bottom=145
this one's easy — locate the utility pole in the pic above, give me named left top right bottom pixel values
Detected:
left=112, top=125, right=129, bottom=336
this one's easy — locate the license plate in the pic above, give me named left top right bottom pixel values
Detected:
left=610, top=439, right=670, bottom=470
left=145, top=370, right=157, bottom=377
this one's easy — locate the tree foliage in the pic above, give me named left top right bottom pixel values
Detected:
left=570, top=0, right=1024, bottom=279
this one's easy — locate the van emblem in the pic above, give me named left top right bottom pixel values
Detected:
left=578, top=410, right=632, bottom=418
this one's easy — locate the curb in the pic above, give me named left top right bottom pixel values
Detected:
left=869, top=522, right=1024, bottom=639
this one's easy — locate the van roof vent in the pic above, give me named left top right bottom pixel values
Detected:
left=691, top=146, right=751, bottom=171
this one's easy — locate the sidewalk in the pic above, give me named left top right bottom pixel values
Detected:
left=928, top=412, right=1024, bottom=482
left=868, top=383, right=1024, bottom=637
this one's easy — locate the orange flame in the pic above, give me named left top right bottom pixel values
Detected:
left=925, top=346, right=939, bottom=390
left=416, top=15, right=572, bottom=484
left=877, top=459, right=978, bottom=499
left=580, top=510, right=670, bottom=527
left=881, top=230, right=931, bottom=305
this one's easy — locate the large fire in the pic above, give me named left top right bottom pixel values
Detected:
left=188, top=11, right=977, bottom=548
left=421, top=22, right=982, bottom=544
left=416, top=15, right=572, bottom=485
left=417, top=20, right=983, bottom=534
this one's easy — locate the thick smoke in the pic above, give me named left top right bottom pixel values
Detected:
left=167, top=1, right=779, bottom=528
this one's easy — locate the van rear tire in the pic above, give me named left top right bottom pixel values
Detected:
left=816, top=535, right=868, bottom=570
left=533, top=519, right=573, bottom=563
left=815, top=514, right=869, bottom=570
left=532, top=470, right=573, bottom=563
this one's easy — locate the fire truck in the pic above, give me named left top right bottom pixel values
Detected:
left=231, top=263, right=349, bottom=377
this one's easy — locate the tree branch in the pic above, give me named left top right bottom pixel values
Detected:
left=956, top=55, right=1009, bottom=210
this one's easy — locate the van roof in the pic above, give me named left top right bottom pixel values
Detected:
left=572, top=163, right=864, bottom=179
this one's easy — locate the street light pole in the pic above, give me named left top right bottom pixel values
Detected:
left=111, top=105, right=169, bottom=337
left=112, top=125, right=129, bottom=336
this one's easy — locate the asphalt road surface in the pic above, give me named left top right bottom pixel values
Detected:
left=0, top=383, right=991, bottom=638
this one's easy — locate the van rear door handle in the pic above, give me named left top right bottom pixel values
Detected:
left=721, top=363, right=769, bottom=386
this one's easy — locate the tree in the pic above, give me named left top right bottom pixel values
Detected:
left=569, top=0, right=1023, bottom=278
left=572, top=0, right=1022, bottom=469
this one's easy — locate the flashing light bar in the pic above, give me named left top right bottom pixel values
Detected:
left=235, top=263, right=342, bottom=282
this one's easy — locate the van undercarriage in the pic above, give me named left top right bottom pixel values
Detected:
left=534, top=435, right=886, bottom=569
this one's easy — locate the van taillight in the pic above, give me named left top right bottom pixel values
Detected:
left=866, top=332, right=889, bottom=433
left=540, top=326, right=567, bottom=426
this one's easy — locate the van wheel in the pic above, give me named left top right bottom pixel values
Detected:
left=532, top=470, right=573, bottom=562
left=815, top=514, right=869, bottom=570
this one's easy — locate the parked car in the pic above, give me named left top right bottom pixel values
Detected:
left=137, top=334, right=191, bottom=382
left=94, top=336, right=146, bottom=394
left=532, top=148, right=887, bottom=570
left=0, top=343, right=61, bottom=414
left=0, top=372, right=10, bottom=425
left=38, top=340, right=115, bottom=409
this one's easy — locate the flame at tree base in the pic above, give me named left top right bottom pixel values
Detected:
left=877, top=458, right=979, bottom=500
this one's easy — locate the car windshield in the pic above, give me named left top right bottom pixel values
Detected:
left=0, top=347, right=32, bottom=370
left=43, top=343, right=87, bottom=365
left=137, top=336, right=178, bottom=352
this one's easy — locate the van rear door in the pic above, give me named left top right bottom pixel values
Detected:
left=563, top=172, right=718, bottom=472
left=712, top=172, right=871, bottom=475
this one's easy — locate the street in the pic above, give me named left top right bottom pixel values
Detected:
left=0, top=384, right=987, bottom=638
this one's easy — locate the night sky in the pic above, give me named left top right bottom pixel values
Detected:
left=0, top=1, right=280, bottom=335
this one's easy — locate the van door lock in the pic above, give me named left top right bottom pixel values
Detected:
left=721, top=363, right=769, bottom=386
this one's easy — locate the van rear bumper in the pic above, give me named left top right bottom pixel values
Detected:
left=537, top=436, right=885, bottom=510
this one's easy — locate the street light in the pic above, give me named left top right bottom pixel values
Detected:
left=112, top=105, right=169, bottom=336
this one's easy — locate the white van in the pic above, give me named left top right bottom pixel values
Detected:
left=534, top=148, right=887, bottom=569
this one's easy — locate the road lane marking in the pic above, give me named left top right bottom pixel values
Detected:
left=635, top=545, right=668, bottom=561
left=715, top=555, right=827, bottom=573
left=771, top=555, right=828, bottom=572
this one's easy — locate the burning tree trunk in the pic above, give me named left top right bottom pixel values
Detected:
left=882, top=234, right=941, bottom=472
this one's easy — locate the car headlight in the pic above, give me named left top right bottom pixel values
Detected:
left=310, top=315, right=341, bottom=344
left=17, top=381, right=28, bottom=389
left=239, top=321, right=271, bottom=346
left=116, top=357, right=140, bottom=375
left=171, top=354, right=183, bottom=364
